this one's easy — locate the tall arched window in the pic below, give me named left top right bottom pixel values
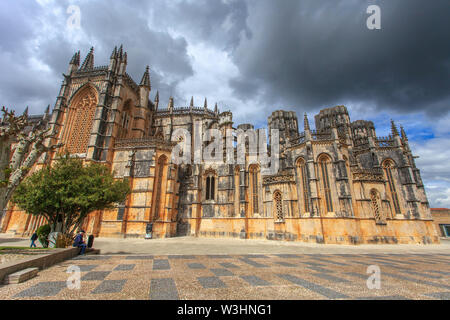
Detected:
left=383, top=159, right=401, bottom=216
left=249, top=165, right=260, bottom=214
left=319, top=155, right=333, bottom=213
left=62, top=85, right=98, bottom=154
left=370, top=189, right=385, bottom=224
left=119, top=100, right=133, bottom=139
left=205, top=170, right=216, bottom=201
left=153, top=155, right=167, bottom=220
left=274, top=191, right=283, bottom=221
left=296, top=158, right=310, bottom=214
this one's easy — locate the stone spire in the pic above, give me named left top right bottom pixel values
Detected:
left=154, top=91, right=159, bottom=110
left=23, top=106, right=28, bottom=117
left=43, top=105, right=50, bottom=122
left=139, top=66, right=151, bottom=88
left=190, top=96, right=194, bottom=111
left=70, top=51, right=80, bottom=65
left=110, top=46, right=117, bottom=59
left=80, top=47, right=94, bottom=70
left=391, top=119, right=399, bottom=136
left=400, top=125, right=408, bottom=141
left=304, top=113, right=310, bottom=131
left=214, top=103, right=218, bottom=115
left=118, top=45, right=123, bottom=59
left=204, top=98, right=208, bottom=110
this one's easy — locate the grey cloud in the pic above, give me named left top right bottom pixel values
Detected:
left=229, top=0, right=450, bottom=117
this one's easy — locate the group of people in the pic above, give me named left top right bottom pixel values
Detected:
left=30, top=230, right=89, bottom=255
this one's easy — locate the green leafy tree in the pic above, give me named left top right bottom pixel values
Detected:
left=12, top=155, right=130, bottom=242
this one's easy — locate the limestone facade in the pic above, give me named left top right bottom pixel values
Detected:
left=0, top=46, right=440, bottom=244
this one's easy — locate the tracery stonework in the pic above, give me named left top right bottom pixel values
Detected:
left=63, top=86, right=98, bottom=154
left=1, top=46, right=439, bottom=245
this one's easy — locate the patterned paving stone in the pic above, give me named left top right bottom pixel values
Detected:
left=150, top=278, right=179, bottom=300
left=153, top=259, right=170, bottom=270
left=125, top=255, right=153, bottom=260
left=187, top=263, right=206, bottom=269
left=77, top=265, right=98, bottom=272
left=277, top=274, right=349, bottom=299
left=311, top=273, right=351, bottom=283
left=239, top=258, right=268, bottom=268
left=355, top=295, right=410, bottom=300
left=243, top=254, right=269, bottom=259
left=240, top=275, right=271, bottom=287
left=210, top=268, right=234, bottom=276
left=219, top=262, right=240, bottom=269
left=306, top=266, right=333, bottom=273
left=427, top=270, right=450, bottom=276
left=344, top=272, right=369, bottom=280
left=275, top=261, right=297, bottom=267
left=168, top=255, right=196, bottom=259
left=273, top=254, right=300, bottom=259
left=81, top=271, right=111, bottom=281
left=302, top=261, right=327, bottom=267
left=114, top=264, right=135, bottom=271
left=73, top=255, right=111, bottom=261
left=14, top=281, right=66, bottom=298
left=197, top=276, right=227, bottom=289
left=92, top=280, right=127, bottom=294
left=424, top=292, right=450, bottom=300
left=383, top=272, right=450, bottom=290
left=406, top=271, right=442, bottom=279
left=208, top=255, right=232, bottom=259
left=313, top=258, right=349, bottom=266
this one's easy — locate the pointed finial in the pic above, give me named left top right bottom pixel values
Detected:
left=391, top=119, right=399, bottom=136
left=23, top=106, right=29, bottom=117
left=139, top=66, right=151, bottom=88
left=118, top=45, right=123, bottom=59
left=155, top=90, right=159, bottom=102
left=80, top=47, right=94, bottom=70
left=42, top=105, right=50, bottom=121
left=304, top=113, right=310, bottom=131
left=70, top=51, right=80, bottom=65
left=110, top=46, right=117, bottom=59
left=204, top=98, right=208, bottom=109
left=400, top=125, right=408, bottom=141
left=190, top=96, right=194, bottom=108
left=123, top=52, right=127, bottom=64
left=214, top=103, right=218, bottom=114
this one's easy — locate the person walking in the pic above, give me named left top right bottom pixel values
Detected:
left=30, top=232, right=38, bottom=248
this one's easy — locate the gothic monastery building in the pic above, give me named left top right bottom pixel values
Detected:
left=1, top=47, right=439, bottom=244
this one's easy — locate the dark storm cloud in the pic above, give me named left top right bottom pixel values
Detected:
left=229, top=0, right=450, bottom=117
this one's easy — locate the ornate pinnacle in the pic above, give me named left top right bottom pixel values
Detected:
left=391, top=119, right=399, bottom=136
left=214, top=103, right=218, bottom=114
left=118, top=45, right=123, bottom=59
left=168, top=97, right=174, bottom=111
left=139, top=66, right=151, bottom=88
left=23, top=106, right=29, bottom=117
left=304, top=113, right=310, bottom=131
left=110, top=46, right=117, bottom=59
left=80, top=47, right=94, bottom=70
left=204, top=98, right=208, bottom=109
left=70, top=51, right=80, bottom=65
left=190, top=96, right=194, bottom=108
left=400, top=125, right=408, bottom=141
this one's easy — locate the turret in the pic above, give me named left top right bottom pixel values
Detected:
left=108, top=46, right=118, bottom=72
left=154, top=91, right=159, bottom=111
left=139, top=66, right=151, bottom=109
